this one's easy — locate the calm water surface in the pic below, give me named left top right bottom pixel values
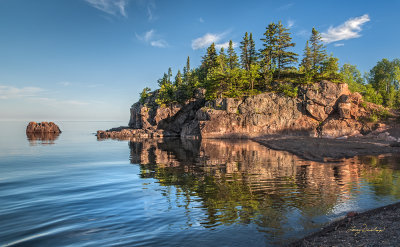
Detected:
left=1, top=121, right=400, bottom=246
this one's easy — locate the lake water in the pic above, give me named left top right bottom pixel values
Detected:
left=1, top=121, right=400, bottom=246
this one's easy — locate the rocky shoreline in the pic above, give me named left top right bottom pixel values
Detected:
left=98, top=81, right=388, bottom=140
left=288, top=201, right=400, bottom=246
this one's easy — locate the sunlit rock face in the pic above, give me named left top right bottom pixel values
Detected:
left=26, top=122, right=61, bottom=133
left=25, top=122, right=61, bottom=145
left=120, top=81, right=379, bottom=139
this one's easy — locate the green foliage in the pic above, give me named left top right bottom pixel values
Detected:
left=260, top=21, right=298, bottom=82
left=144, top=22, right=398, bottom=111
left=309, top=27, right=327, bottom=72
left=277, top=83, right=298, bottom=98
left=363, top=84, right=383, bottom=105
left=368, top=58, right=400, bottom=107
left=366, top=107, right=391, bottom=123
left=340, top=63, right=366, bottom=93
left=139, top=87, right=151, bottom=104
left=319, top=55, right=342, bottom=82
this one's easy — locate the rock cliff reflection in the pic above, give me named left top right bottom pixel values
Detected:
left=128, top=138, right=400, bottom=243
left=26, top=132, right=60, bottom=145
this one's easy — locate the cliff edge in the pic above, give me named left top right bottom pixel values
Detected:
left=98, top=80, right=388, bottom=140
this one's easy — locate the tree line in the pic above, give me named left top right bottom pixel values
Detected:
left=140, top=21, right=400, bottom=108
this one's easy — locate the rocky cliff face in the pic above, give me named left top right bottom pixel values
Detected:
left=109, top=81, right=378, bottom=139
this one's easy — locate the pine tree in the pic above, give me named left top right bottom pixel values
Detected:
left=248, top=33, right=258, bottom=67
left=309, top=28, right=327, bottom=72
left=186, top=56, right=190, bottom=72
left=240, top=32, right=250, bottom=70
left=260, top=22, right=278, bottom=72
left=300, top=41, right=312, bottom=72
left=174, top=70, right=182, bottom=87
left=227, top=40, right=239, bottom=70
left=167, top=67, right=172, bottom=84
left=275, top=21, right=298, bottom=75
left=200, top=43, right=218, bottom=80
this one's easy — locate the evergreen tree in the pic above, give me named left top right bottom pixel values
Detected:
left=300, top=41, right=312, bottom=72
left=174, top=70, right=183, bottom=87
left=139, top=87, right=151, bottom=104
left=320, top=54, right=341, bottom=82
left=183, top=56, right=191, bottom=79
left=240, top=32, right=250, bottom=70
left=227, top=40, right=239, bottom=70
left=260, top=22, right=278, bottom=72
left=309, top=28, right=327, bottom=72
left=200, top=43, right=218, bottom=80
left=248, top=33, right=258, bottom=67
left=275, top=21, right=298, bottom=75
left=167, top=67, right=172, bottom=84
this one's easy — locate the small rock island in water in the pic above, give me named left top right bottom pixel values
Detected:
left=26, top=122, right=62, bottom=144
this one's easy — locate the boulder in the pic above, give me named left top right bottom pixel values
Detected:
left=320, top=118, right=362, bottom=137
left=26, top=122, right=61, bottom=133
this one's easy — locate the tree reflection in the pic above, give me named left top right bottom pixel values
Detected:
left=128, top=138, right=400, bottom=243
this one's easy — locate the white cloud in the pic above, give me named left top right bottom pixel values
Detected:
left=334, top=43, right=345, bottom=47
left=321, top=14, right=370, bottom=43
left=287, top=19, right=295, bottom=28
left=85, top=0, right=128, bottom=17
left=199, top=17, right=204, bottom=23
left=150, top=40, right=168, bottom=48
left=192, top=32, right=229, bottom=50
left=140, top=29, right=155, bottom=42
left=136, top=29, right=168, bottom=48
left=215, top=41, right=237, bottom=50
left=0, top=85, right=44, bottom=99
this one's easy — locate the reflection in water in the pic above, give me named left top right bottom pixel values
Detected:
left=26, top=132, right=60, bottom=145
left=128, top=138, right=400, bottom=244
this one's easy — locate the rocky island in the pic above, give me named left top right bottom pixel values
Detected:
left=98, top=23, right=400, bottom=161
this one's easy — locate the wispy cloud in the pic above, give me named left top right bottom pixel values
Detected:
left=85, top=0, right=128, bottom=17
left=191, top=31, right=231, bottom=50
left=334, top=43, right=345, bottom=47
left=199, top=17, right=204, bottom=23
left=215, top=41, right=237, bottom=50
left=0, top=85, right=44, bottom=99
left=146, top=0, right=157, bottom=21
left=287, top=19, right=295, bottom=28
left=136, top=29, right=168, bottom=48
left=150, top=40, right=168, bottom=48
left=0, top=84, right=90, bottom=106
left=321, top=14, right=370, bottom=44
left=277, top=3, right=294, bottom=11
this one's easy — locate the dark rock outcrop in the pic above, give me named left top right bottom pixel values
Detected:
left=26, top=122, right=61, bottom=133
left=98, top=81, right=383, bottom=139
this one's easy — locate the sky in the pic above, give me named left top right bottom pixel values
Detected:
left=0, top=0, right=399, bottom=121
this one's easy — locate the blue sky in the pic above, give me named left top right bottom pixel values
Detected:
left=0, top=0, right=399, bottom=121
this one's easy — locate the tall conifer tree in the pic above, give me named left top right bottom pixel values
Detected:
left=248, top=33, right=258, bottom=67
left=227, top=40, right=239, bottom=70
left=240, top=32, right=250, bottom=70
left=309, top=28, right=326, bottom=72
